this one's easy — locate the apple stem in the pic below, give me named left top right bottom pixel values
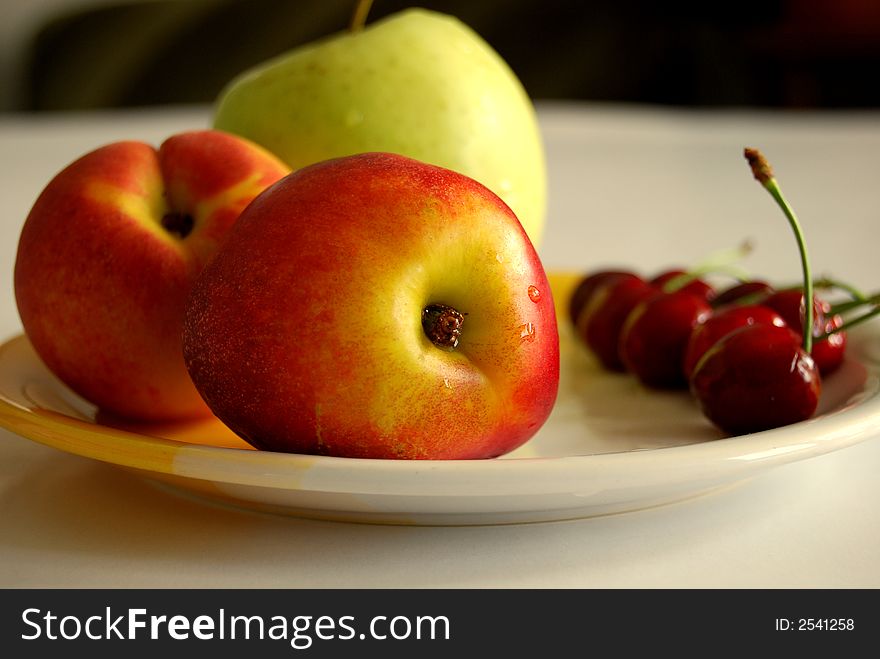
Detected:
left=422, top=304, right=466, bottom=350
left=349, top=0, right=374, bottom=32
left=745, top=147, right=813, bottom=354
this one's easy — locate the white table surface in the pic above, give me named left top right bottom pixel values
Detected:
left=1, top=102, right=878, bottom=588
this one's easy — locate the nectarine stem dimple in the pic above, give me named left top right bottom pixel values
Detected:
left=161, top=211, right=195, bottom=239
left=422, top=303, right=465, bottom=350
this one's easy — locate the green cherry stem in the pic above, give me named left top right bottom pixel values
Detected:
left=830, top=292, right=880, bottom=315
left=349, top=0, right=374, bottom=32
left=813, top=276, right=868, bottom=302
left=660, top=266, right=751, bottom=293
left=745, top=147, right=813, bottom=353
left=774, top=278, right=868, bottom=310
left=660, top=240, right=754, bottom=293
left=817, top=305, right=880, bottom=340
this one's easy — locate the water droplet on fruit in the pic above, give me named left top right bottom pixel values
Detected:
left=495, top=253, right=504, bottom=264
left=443, top=378, right=452, bottom=389
left=528, top=285, right=541, bottom=302
left=519, top=322, right=537, bottom=343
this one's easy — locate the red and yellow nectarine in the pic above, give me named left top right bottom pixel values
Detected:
left=15, top=129, right=289, bottom=421
left=183, top=152, right=559, bottom=459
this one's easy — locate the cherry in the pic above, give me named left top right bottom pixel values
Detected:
left=682, top=304, right=787, bottom=380
left=813, top=309, right=847, bottom=375
left=690, top=148, right=821, bottom=435
left=577, top=274, right=658, bottom=371
left=690, top=324, right=821, bottom=435
left=650, top=269, right=716, bottom=302
left=619, top=290, right=712, bottom=388
left=762, top=289, right=823, bottom=332
left=762, top=289, right=847, bottom=375
left=568, top=269, right=634, bottom=327
left=711, top=280, right=775, bottom=307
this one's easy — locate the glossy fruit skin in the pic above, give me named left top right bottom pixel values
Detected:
left=763, top=289, right=847, bottom=375
left=568, top=269, right=634, bottom=327
left=619, top=291, right=712, bottom=388
left=650, top=269, right=716, bottom=303
left=576, top=274, right=657, bottom=371
left=711, top=280, right=775, bottom=307
left=14, top=130, right=289, bottom=420
left=183, top=152, right=559, bottom=460
left=690, top=324, right=821, bottom=435
left=813, top=312, right=847, bottom=375
left=762, top=289, right=823, bottom=331
left=682, top=304, right=787, bottom=380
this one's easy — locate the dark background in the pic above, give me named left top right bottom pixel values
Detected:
left=12, top=0, right=880, bottom=111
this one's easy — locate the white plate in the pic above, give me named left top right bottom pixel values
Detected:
left=1, top=273, right=878, bottom=525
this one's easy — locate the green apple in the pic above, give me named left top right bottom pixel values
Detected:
left=213, top=8, right=547, bottom=246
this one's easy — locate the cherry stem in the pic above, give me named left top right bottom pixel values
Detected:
left=830, top=292, right=880, bottom=315
left=660, top=240, right=754, bottom=293
left=349, top=0, right=374, bottom=32
left=775, top=277, right=868, bottom=307
left=817, top=305, right=880, bottom=340
left=745, top=148, right=813, bottom=353
left=812, top=276, right=867, bottom=302
left=727, top=290, right=770, bottom=307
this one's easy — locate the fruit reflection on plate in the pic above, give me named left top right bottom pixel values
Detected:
left=1, top=273, right=878, bottom=525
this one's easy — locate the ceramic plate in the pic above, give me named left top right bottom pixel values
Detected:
left=1, top=273, right=878, bottom=525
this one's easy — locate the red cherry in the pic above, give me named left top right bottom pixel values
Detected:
left=619, top=291, right=712, bottom=388
left=711, top=280, right=775, bottom=307
left=762, top=289, right=823, bottom=330
left=762, top=289, right=846, bottom=375
left=577, top=274, right=658, bottom=371
left=650, top=269, right=716, bottom=302
left=682, top=304, right=787, bottom=379
left=690, top=323, right=821, bottom=435
left=813, top=312, right=847, bottom=375
left=568, top=270, right=634, bottom=327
